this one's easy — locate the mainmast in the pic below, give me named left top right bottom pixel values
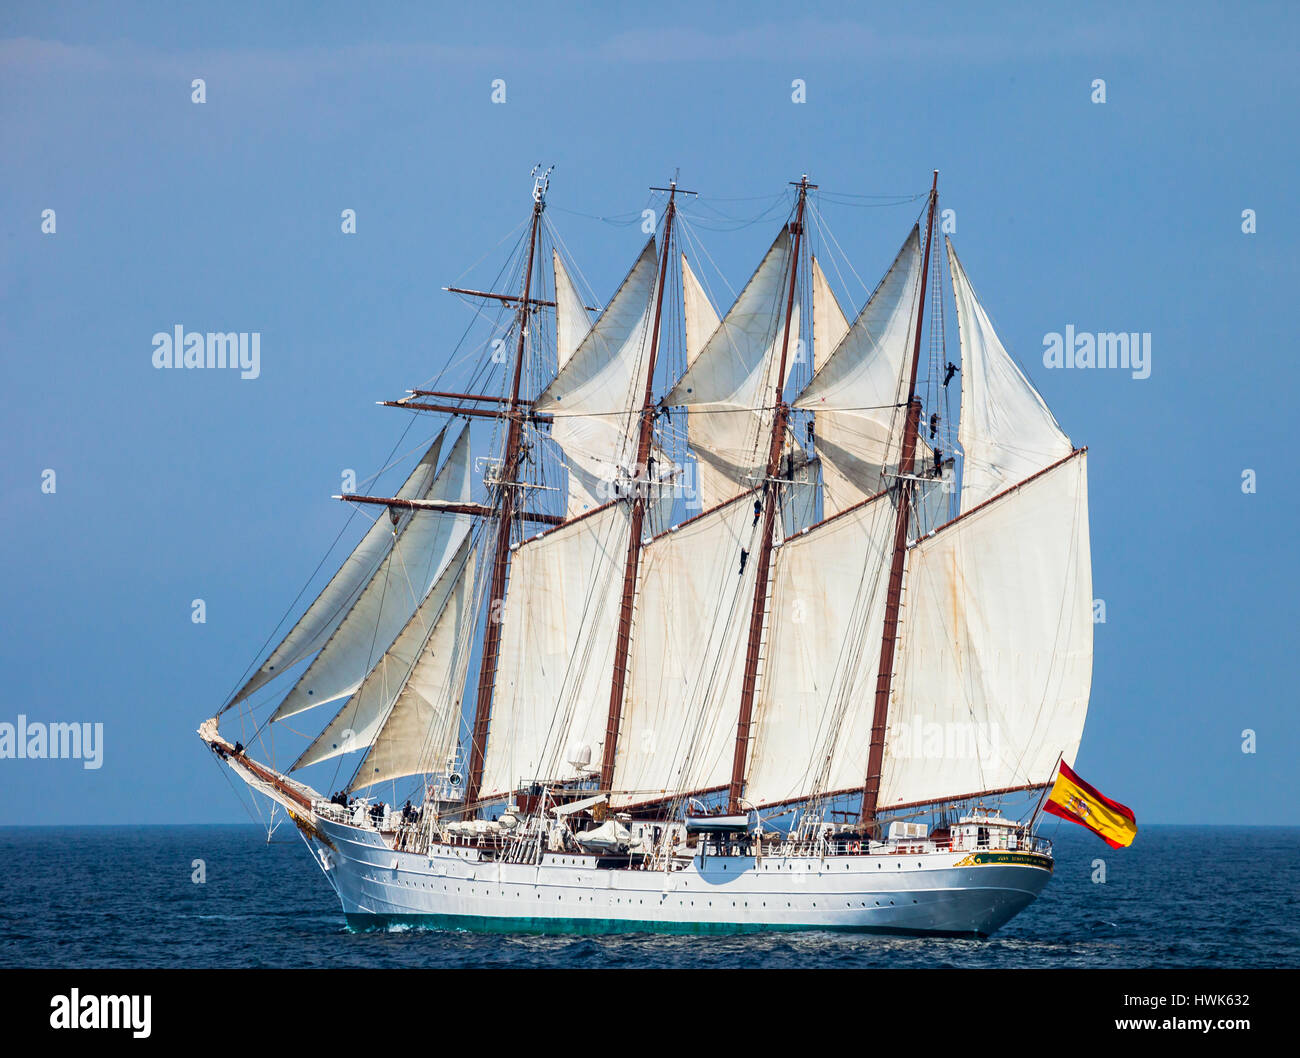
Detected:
left=463, top=168, right=550, bottom=813
left=727, top=175, right=812, bottom=813
left=599, top=180, right=685, bottom=790
left=859, top=170, right=939, bottom=828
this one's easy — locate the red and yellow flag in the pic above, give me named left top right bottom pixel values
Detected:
left=1044, top=760, right=1137, bottom=848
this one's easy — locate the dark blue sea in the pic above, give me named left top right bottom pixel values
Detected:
left=1, top=824, right=1295, bottom=968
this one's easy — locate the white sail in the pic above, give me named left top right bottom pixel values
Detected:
left=947, top=237, right=1072, bottom=511
left=878, top=452, right=1091, bottom=808
left=271, top=428, right=475, bottom=721
left=681, top=253, right=720, bottom=370
left=348, top=540, right=478, bottom=791
left=794, top=227, right=923, bottom=517
left=480, top=503, right=632, bottom=798
left=553, top=250, right=592, bottom=373
left=229, top=430, right=447, bottom=706
left=665, top=230, right=798, bottom=509
left=810, top=255, right=849, bottom=374
left=745, top=491, right=896, bottom=806
left=535, top=240, right=659, bottom=518
left=292, top=534, right=475, bottom=774
left=612, top=492, right=773, bottom=806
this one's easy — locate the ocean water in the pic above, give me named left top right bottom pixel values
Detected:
left=0, top=823, right=1295, bottom=968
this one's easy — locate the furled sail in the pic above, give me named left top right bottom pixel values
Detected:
left=744, top=490, right=896, bottom=806
left=553, top=250, right=592, bottom=373
left=347, top=539, right=478, bottom=791
left=878, top=451, right=1092, bottom=808
left=794, top=227, right=923, bottom=517
left=292, top=533, right=475, bottom=774
left=810, top=255, right=849, bottom=374
left=535, top=240, right=659, bottom=518
left=479, top=502, right=632, bottom=798
left=665, top=230, right=798, bottom=510
left=946, top=237, right=1072, bottom=511
left=611, top=492, right=774, bottom=806
left=271, top=428, right=475, bottom=721
left=228, top=430, right=448, bottom=707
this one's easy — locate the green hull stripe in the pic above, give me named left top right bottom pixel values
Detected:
left=343, top=912, right=988, bottom=938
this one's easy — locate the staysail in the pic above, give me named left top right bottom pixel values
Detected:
left=227, top=429, right=449, bottom=707
left=291, top=533, right=476, bottom=776
left=810, top=255, right=849, bottom=374
left=270, top=427, right=475, bottom=721
left=553, top=250, right=592, bottom=372
left=947, top=237, right=1072, bottom=511
left=681, top=254, right=720, bottom=370
left=347, top=539, right=478, bottom=790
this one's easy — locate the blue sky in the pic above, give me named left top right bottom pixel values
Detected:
left=1, top=2, right=1296, bottom=824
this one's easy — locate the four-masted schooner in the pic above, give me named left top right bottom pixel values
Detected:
left=200, top=166, right=1093, bottom=935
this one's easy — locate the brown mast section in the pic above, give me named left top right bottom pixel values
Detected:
left=598, top=180, right=686, bottom=790
left=726, top=175, right=812, bottom=813
left=463, top=171, right=549, bottom=813
left=859, top=170, right=939, bottom=828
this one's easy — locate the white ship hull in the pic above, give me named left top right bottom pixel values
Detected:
left=305, top=816, right=1052, bottom=936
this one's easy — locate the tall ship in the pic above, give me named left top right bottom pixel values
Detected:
left=200, top=167, right=1093, bottom=935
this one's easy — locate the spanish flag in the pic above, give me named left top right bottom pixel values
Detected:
left=1044, top=760, right=1137, bottom=848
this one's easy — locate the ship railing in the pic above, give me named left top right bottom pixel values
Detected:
left=794, top=830, right=1054, bottom=858
left=313, top=799, right=424, bottom=835
left=933, top=831, right=1054, bottom=855
left=313, top=800, right=365, bottom=826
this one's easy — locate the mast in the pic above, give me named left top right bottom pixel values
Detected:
left=463, top=168, right=549, bottom=813
left=727, top=175, right=812, bottom=813
left=599, top=180, right=683, bottom=790
left=859, top=170, right=939, bottom=827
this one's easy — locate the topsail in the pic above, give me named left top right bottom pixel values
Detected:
left=667, top=229, right=799, bottom=509
left=536, top=240, right=660, bottom=518
left=947, top=237, right=1072, bottom=510
left=794, top=227, right=925, bottom=517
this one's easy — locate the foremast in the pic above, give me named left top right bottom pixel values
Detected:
left=727, top=175, right=813, bottom=813
left=859, top=170, right=939, bottom=828
left=599, top=181, right=684, bottom=790
left=463, top=169, right=550, bottom=814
